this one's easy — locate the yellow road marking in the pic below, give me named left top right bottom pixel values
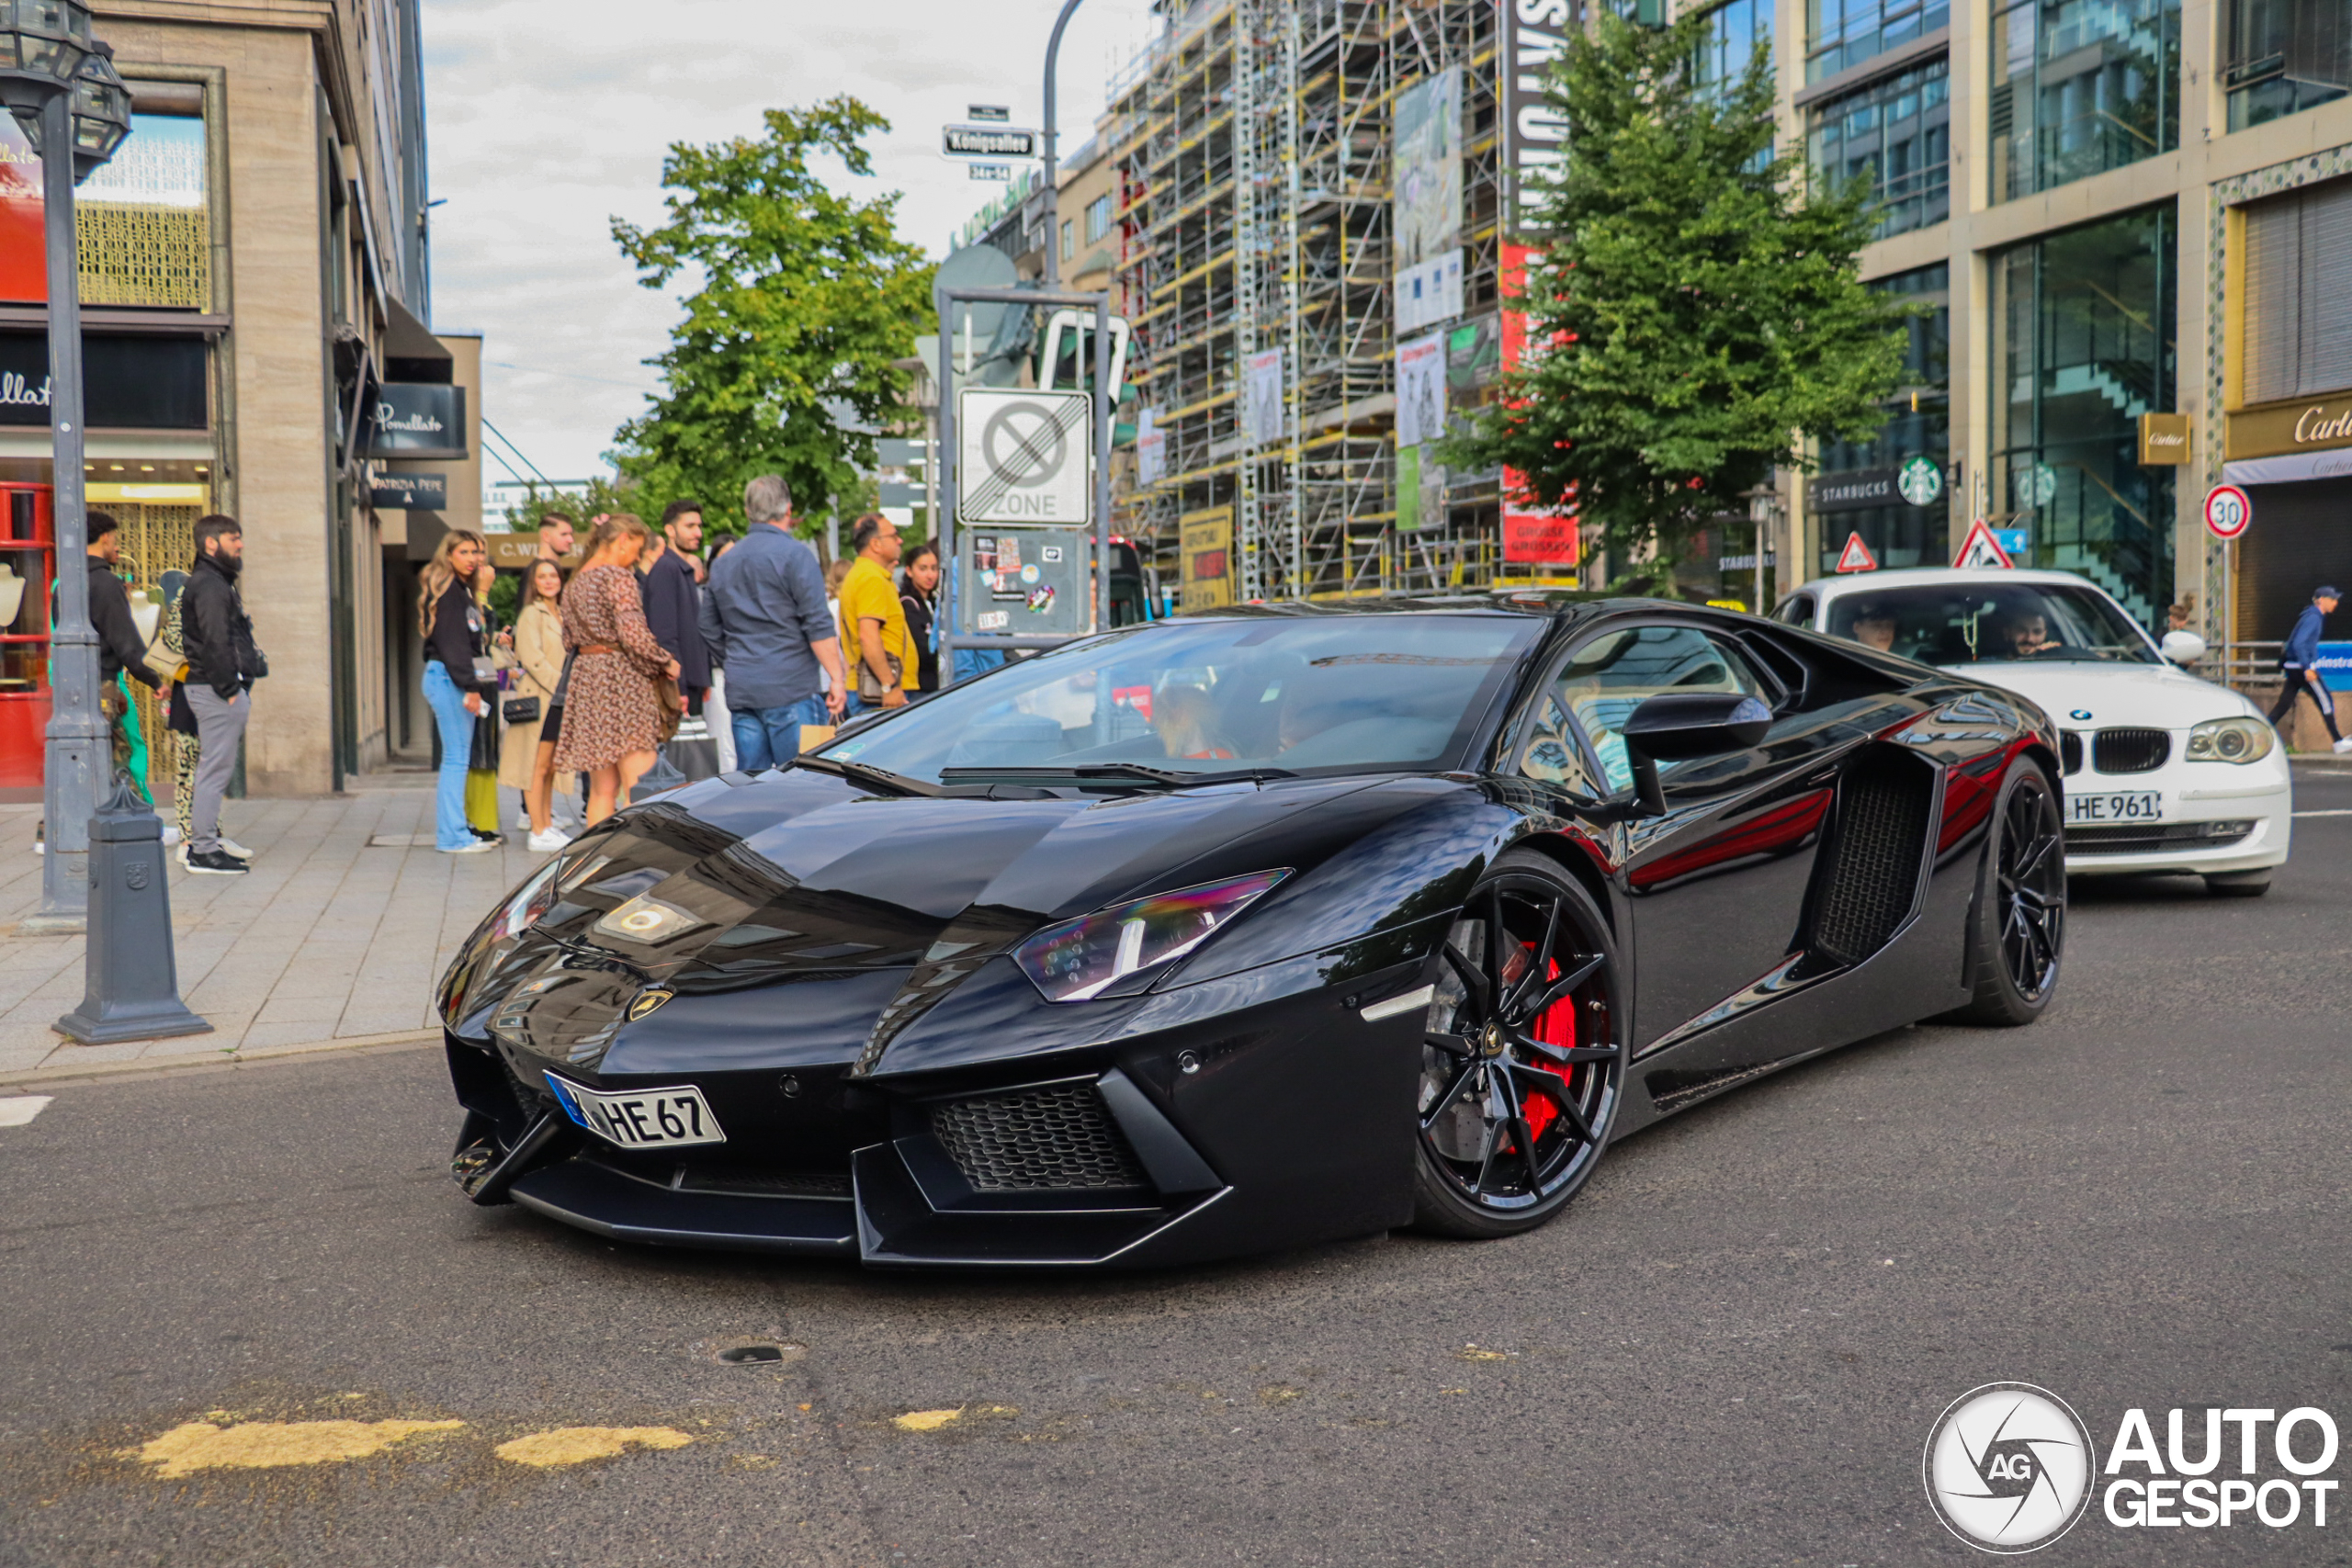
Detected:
left=892, top=1408, right=964, bottom=1432
left=123, top=1419, right=464, bottom=1478
left=493, top=1427, right=692, bottom=1468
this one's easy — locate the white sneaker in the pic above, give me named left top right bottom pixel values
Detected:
left=2335, top=737, right=2352, bottom=755
left=442, top=839, right=498, bottom=855
left=526, top=829, right=572, bottom=852
left=220, top=838, right=254, bottom=860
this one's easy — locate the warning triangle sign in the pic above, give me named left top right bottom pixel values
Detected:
left=1952, top=519, right=2015, bottom=570
left=1833, top=532, right=1878, bottom=573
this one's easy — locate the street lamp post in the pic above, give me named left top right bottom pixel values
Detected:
left=1, top=2, right=132, bottom=932
left=1040, top=0, right=1084, bottom=286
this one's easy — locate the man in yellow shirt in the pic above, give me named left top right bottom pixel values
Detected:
left=837, top=513, right=918, bottom=713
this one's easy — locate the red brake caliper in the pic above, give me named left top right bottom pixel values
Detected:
left=1519, top=948, right=1576, bottom=1145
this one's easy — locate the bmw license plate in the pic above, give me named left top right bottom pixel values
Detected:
left=2064, top=789, right=2163, bottom=826
left=545, top=1074, right=726, bottom=1149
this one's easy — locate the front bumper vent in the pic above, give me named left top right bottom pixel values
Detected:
left=2091, top=728, right=2170, bottom=774
left=930, top=1082, right=1148, bottom=1191
left=2066, top=818, right=2255, bottom=855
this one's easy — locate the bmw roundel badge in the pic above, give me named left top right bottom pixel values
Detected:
left=627, top=988, right=673, bottom=1021
left=2069, top=709, right=2093, bottom=721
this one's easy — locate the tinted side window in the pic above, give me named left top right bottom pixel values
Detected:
left=1551, top=626, right=1766, bottom=792
left=1772, top=593, right=1816, bottom=626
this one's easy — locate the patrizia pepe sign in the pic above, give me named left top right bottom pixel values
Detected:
left=359, top=382, right=468, bottom=459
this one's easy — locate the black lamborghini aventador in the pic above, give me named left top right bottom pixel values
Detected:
left=435, top=598, right=2066, bottom=1268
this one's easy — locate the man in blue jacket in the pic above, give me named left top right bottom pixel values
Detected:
left=2266, top=585, right=2348, bottom=753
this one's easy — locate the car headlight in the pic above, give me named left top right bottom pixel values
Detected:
left=1013, top=869, right=1291, bottom=1003
left=485, top=845, right=615, bottom=942
left=2185, top=716, right=2275, bottom=765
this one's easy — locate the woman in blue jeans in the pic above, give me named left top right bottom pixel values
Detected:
left=418, top=529, right=500, bottom=853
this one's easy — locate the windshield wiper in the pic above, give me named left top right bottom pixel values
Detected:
left=938, top=762, right=1297, bottom=792
left=792, top=755, right=942, bottom=796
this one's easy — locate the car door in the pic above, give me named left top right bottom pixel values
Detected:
left=1539, top=620, right=1839, bottom=1053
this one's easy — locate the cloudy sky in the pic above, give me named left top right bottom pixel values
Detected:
left=419, top=0, right=1163, bottom=492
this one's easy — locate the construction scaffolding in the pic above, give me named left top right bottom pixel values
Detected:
left=1110, top=0, right=1522, bottom=604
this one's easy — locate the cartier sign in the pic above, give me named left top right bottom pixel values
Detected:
left=2225, top=392, right=2352, bottom=461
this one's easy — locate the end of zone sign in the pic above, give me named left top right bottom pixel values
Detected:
left=959, top=389, right=1092, bottom=524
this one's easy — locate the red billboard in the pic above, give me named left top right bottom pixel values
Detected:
left=0, top=116, right=46, bottom=303
left=1498, top=242, right=1577, bottom=565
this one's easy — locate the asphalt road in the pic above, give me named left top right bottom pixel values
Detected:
left=4, top=771, right=2349, bottom=1568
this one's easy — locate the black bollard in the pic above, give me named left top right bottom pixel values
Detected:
left=628, top=746, right=689, bottom=803
left=54, top=773, right=212, bottom=1045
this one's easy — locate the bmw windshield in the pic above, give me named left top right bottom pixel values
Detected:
left=821, top=614, right=1541, bottom=786
left=1826, top=583, right=2159, bottom=667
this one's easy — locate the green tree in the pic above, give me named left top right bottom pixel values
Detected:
left=609, top=97, right=933, bottom=538
left=1447, top=10, right=1910, bottom=583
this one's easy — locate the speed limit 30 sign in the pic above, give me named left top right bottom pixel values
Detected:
left=2204, top=483, right=2251, bottom=539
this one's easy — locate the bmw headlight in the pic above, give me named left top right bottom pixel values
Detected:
left=2185, top=716, right=2275, bottom=765
left=1013, top=870, right=1292, bottom=1003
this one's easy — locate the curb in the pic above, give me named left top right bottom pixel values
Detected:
left=0, top=1027, right=442, bottom=1089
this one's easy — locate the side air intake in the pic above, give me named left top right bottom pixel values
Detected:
left=929, top=1081, right=1148, bottom=1191
left=1807, top=747, right=1935, bottom=968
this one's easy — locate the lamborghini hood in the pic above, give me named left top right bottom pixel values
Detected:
left=449, top=766, right=1421, bottom=1069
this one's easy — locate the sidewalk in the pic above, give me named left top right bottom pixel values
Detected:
left=0, top=788, right=545, bottom=1078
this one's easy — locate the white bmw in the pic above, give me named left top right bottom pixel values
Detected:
left=1772, top=567, right=2291, bottom=897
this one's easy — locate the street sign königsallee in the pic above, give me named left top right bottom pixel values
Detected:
left=943, top=124, right=1038, bottom=159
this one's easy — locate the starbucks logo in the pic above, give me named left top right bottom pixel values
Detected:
left=1898, top=455, right=1943, bottom=507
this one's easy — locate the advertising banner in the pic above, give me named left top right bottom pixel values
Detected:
left=1242, top=348, right=1284, bottom=448
left=1180, top=508, right=1233, bottom=611
left=1395, top=332, right=1447, bottom=449
left=1500, top=0, right=1572, bottom=223
left=1394, top=65, right=1464, bottom=333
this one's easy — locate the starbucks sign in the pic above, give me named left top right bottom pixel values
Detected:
left=1897, top=455, right=1943, bottom=507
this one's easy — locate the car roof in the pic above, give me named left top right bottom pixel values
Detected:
left=1175, top=591, right=1735, bottom=621
left=1787, top=567, right=2109, bottom=602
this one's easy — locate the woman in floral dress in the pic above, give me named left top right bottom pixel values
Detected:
left=552, top=514, right=678, bottom=823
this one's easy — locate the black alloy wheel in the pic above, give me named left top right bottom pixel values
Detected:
left=1951, top=757, right=2066, bottom=1026
left=1411, top=850, right=1624, bottom=1239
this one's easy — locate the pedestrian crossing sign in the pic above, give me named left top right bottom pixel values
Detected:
left=1834, top=532, right=1878, bottom=573
left=1952, top=519, right=2015, bottom=570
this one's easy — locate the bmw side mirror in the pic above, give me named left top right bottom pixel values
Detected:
left=1620, top=694, right=1775, bottom=817
left=2159, top=630, right=2206, bottom=665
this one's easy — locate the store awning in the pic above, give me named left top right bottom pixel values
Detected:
left=382, top=297, right=452, bottom=383
left=2221, top=447, right=2352, bottom=486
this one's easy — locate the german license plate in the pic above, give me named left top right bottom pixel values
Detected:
left=545, top=1074, right=726, bottom=1149
left=2065, top=789, right=2162, bottom=826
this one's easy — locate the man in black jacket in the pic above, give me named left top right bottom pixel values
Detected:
left=177, top=514, right=265, bottom=874
left=33, top=512, right=164, bottom=855
left=86, top=512, right=164, bottom=793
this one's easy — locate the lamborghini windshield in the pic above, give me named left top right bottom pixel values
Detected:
left=822, top=614, right=1540, bottom=785
left=1826, top=582, right=2160, bottom=667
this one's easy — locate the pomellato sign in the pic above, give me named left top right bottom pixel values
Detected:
left=359, top=383, right=468, bottom=459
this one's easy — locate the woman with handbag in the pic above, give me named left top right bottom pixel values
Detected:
left=553, top=513, right=679, bottom=825
left=464, top=560, right=504, bottom=838
left=503, top=558, right=570, bottom=851
left=418, top=528, right=500, bottom=854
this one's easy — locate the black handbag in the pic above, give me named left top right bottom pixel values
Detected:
left=502, top=695, right=541, bottom=725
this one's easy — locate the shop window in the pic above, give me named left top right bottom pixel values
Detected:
left=1990, top=206, right=2177, bottom=626
left=1989, top=0, right=2180, bottom=201
left=2225, top=0, right=2352, bottom=131
left=2242, top=178, right=2352, bottom=403
left=1807, top=0, right=1950, bottom=84
left=0, top=107, right=209, bottom=310
left=1815, top=265, right=1950, bottom=574
left=1807, top=56, right=1951, bottom=238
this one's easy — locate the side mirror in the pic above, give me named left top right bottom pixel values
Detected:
left=1620, top=694, right=1775, bottom=816
left=2159, top=630, right=2207, bottom=665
